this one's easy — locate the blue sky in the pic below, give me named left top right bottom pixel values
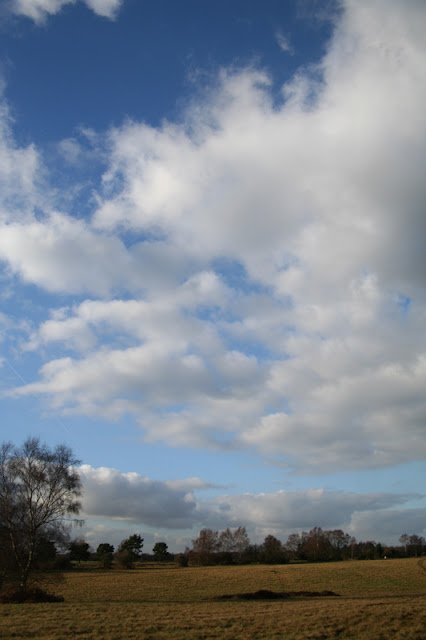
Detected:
left=0, top=0, right=425, bottom=553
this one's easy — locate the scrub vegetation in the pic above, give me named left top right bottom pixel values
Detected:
left=0, top=558, right=425, bottom=639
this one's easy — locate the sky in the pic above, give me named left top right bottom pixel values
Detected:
left=0, top=0, right=425, bottom=554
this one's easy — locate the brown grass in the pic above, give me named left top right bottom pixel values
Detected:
left=0, top=558, right=425, bottom=639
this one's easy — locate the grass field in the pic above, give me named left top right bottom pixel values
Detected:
left=0, top=558, right=425, bottom=639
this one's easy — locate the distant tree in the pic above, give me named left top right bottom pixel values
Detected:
left=115, top=549, right=134, bottom=569
left=191, top=528, right=219, bottom=565
left=327, top=529, right=352, bottom=560
left=399, top=533, right=410, bottom=555
left=68, top=540, right=91, bottom=564
left=218, top=528, right=235, bottom=553
left=96, top=543, right=114, bottom=569
left=232, top=526, right=250, bottom=559
left=382, top=544, right=404, bottom=559
left=244, top=543, right=261, bottom=564
left=152, top=541, right=169, bottom=562
left=216, top=526, right=250, bottom=563
left=0, top=437, right=82, bottom=589
left=300, top=527, right=333, bottom=562
left=284, top=533, right=302, bottom=560
left=97, top=543, right=114, bottom=557
left=261, top=535, right=287, bottom=564
left=284, top=528, right=352, bottom=562
left=175, top=553, right=188, bottom=567
left=117, top=534, right=144, bottom=562
left=356, top=540, right=379, bottom=560
left=400, top=534, right=425, bottom=557
left=408, top=535, right=425, bottom=557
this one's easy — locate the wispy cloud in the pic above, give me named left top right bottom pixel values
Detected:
left=10, top=0, right=123, bottom=23
left=275, top=30, right=294, bottom=54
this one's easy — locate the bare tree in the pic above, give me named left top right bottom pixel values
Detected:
left=191, top=528, right=219, bottom=564
left=0, top=437, right=82, bottom=589
left=218, top=528, right=235, bottom=552
left=218, top=526, right=250, bottom=558
left=232, top=526, right=250, bottom=558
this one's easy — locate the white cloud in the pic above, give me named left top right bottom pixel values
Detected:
left=11, top=0, right=73, bottom=23
left=83, top=0, right=122, bottom=19
left=5, top=0, right=426, bottom=473
left=0, top=213, right=140, bottom=296
left=11, top=0, right=123, bottom=22
left=0, top=102, right=40, bottom=222
left=91, top=0, right=426, bottom=294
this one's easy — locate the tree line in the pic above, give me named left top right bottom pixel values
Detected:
left=183, top=525, right=425, bottom=566
left=68, top=535, right=171, bottom=568
left=67, top=526, right=425, bottom=569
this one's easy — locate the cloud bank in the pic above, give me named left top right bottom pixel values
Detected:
left=2, top=0, right=426, bottom=477
left=79, top=465, right=425, bottom=549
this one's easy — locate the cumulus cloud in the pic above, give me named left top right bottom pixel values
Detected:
left=0, top=213, right=142, bottom=296
left=0, top=102, right=40, bottom=221
left=4, top=0, right=426, bottom=473
left=10, top=0, right=123, bottom=22
left=78, top=465, right=425, bottom=547
left=79, top=465, right=209, bottom=529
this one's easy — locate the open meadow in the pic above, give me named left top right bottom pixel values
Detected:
left=0, top=558, right=425, bottom=639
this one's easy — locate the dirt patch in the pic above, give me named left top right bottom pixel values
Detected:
left=216, top=589, right=339, bottom=601
left=0, top=587, right=65, bottom=604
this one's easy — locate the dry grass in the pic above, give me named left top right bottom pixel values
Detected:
left=0, top=558, right=425, bottom=639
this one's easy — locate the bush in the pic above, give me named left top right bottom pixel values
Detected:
left=215, top=551, right=234, bottom=565
left=52, top=554, right=73, bottom=570
left=176, top=554, right=188, bottom=567
left=115, top=549, right=134, bottom=569
left=0, top=587, right=64, bottom=604
left=99, top=552, right=114, bottom=569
